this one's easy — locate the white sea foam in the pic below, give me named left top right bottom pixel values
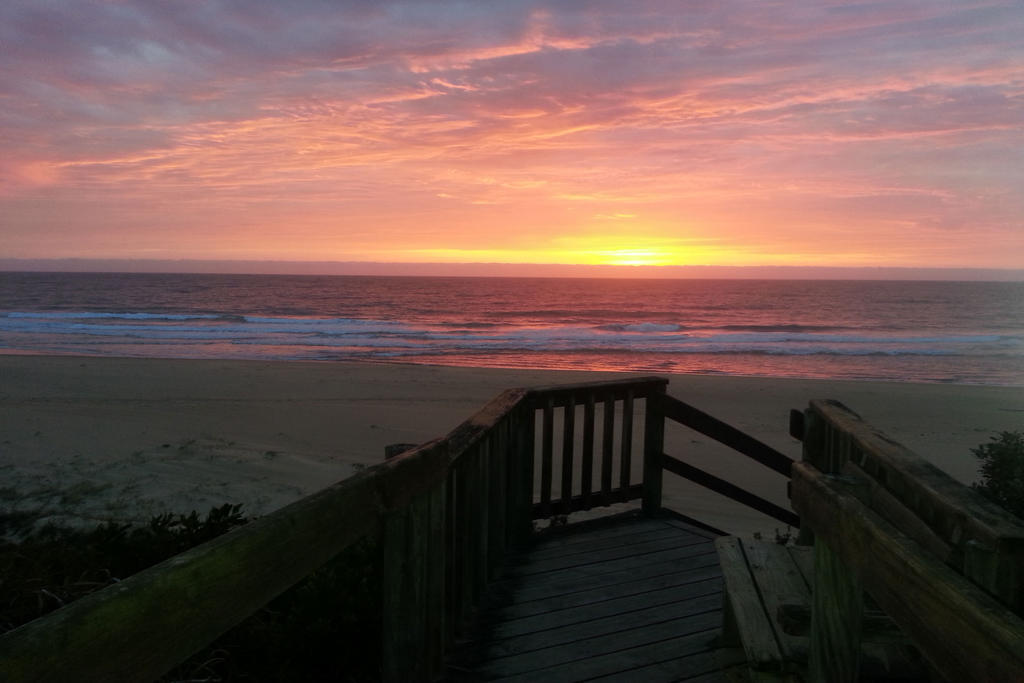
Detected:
left=1, top=274, right=1021, bottom=383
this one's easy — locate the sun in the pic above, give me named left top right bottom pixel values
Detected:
left=594, top=248, right=676, bottom=266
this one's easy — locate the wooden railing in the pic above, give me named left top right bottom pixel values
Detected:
left=524, top=381, right=798, bottom=527
left=523, top=377, right=668, bottom=518
left=790, top=399, right=1024, bottom=682
left=655, top=393, right=798, bottom=528
left=0, top=376, right=801, bottom=682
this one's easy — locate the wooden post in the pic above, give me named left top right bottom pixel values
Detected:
left=801, top=402, right=862, bottom=681
left=797, top=405, right=824, bottom=546
left=808, top=538, right=863, bottom=683
left=381, top=492, right=430, bottom=682
left=642, top=389, right=665, bottom=515
left=800, top=405, right=826, bottom=470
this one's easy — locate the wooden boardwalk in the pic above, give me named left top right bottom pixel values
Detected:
left=448, top=511, right=745, bottom=682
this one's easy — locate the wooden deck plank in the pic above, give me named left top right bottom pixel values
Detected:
left=508, top=529, right=714, bottom=572
left=483, top=591, right=723, bottom=660
left=524, top=517, right=669, bottom=550
left=487, top=582, right=723, bottom=641
left=714, top=536, right=783, bottom=668
left=503, top=534, right=711, bottom=576
left=490, top=626, right=721, bottom=682
left=501, top=542, right=718, bottom=583
left=488, top=546, right=720, bottom=605
left=449, top=513, right=736, bottom=682
left=535, top=519, right=710, bottom=550
left=741, top=539, right=813, bottom=664
left=788, top=543, right=814, bottom=588
left=515, top=524, right=688, bottom=561
left=585, top=648, right=747, bottom=683
left=485, top=565, right=722, bottom=623
left=484, top=551, right=720, bottom=612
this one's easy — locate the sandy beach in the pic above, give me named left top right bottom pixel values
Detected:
left=1, top=354, right=1021, bottom=536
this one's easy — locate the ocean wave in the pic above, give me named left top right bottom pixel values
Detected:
left=716, top=324, right=851, bottom=333
left=693, top=332, right=1013, bottom=345
left=2, top=311, right=1021, bottom=366
left=598, top=323, right=686, bottom=333
left=5, top=311, right=230, bottom=322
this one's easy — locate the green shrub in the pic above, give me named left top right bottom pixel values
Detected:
left=972, top=430, right=1024, bottom=519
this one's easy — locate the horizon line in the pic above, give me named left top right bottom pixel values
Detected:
left=2, top=258, right=1023, bottom=281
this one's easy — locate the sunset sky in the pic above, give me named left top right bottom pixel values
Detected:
left=2, top=1, right=1022, bottom=273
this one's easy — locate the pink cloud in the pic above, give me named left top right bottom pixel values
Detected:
left=1, top=0, right=1021, bottom=267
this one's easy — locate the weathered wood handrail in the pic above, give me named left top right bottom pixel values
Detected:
left=791, top=399, right=1024, bottom=682
left=0, top=374, right=807, bottom=682
left=799, top=399, right=1024, bottom=609
left=654, top=392, right=799, bottom=528
left=0, top=463, right=387, bottom=682
left=655, top=393, right=793, bottom=477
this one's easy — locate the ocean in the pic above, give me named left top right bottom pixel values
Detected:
left=1, top=272, right=1021, bottom=385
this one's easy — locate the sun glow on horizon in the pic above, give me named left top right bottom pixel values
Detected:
left=554, top=233, right=731, bottom=267
left=384, top=232, right=750, bottom=267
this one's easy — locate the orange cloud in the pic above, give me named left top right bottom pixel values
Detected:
left=1, top=0, right=1021, bottom=269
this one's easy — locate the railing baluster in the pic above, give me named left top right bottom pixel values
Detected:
left=517, top=405, right=536, bottom=543
left=561, top=399, right=575, bottom=515
left=488, top=429, right=505, bottom=575
left=452, top=463, right=465, bottom=634
left=619, top=389, right=634, bottom=489
left=601, top=394, right=615, bottom=502
left=444, top=466, right=458, bottom=643
left=642, top=390, right=666, bottom=515
left=581, top=394, right=595, bottom=509
left=460, top=457, right=476, bottom=628
left=475, top=440, right=489, bottom=596
left=503, top=417, right=517, bottom=549
left=541, top=397, right=554, bottom=518
left=427, top=482, right=445, bottom=674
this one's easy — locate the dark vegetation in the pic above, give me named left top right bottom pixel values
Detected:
left=0, top=504, right=381, bottom=682
left=972, top=430, right=1024, bottom=520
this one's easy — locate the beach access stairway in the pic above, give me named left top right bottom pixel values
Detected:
left=2, top=377, right=1023, bottom=681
